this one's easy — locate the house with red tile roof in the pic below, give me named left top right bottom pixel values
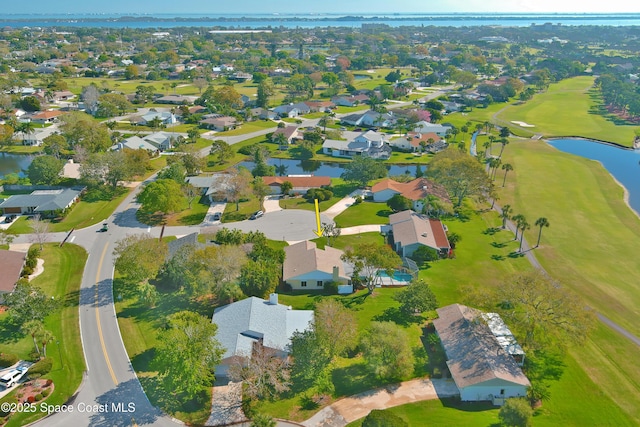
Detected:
left=372, top=178, right=450, bottom=212
left=388, top=210, right=450, bottom=257
left=262, top=175, right=331, bottom=195
left=30, top=110, right=66, bottom=124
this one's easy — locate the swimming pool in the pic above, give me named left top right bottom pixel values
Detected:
left=377, top=270, right=413, bottom=282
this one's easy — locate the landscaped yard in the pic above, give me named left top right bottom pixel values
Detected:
left=215, top=120, right=277, bottom=137
left=137, top=195, right=210, bottom=226
left=221, top=195, right=261, bottom=223
left=333, top=201, right=392, bottom=228
left=0, top=243, right=87, bottom=427
left=279, top=180, right=357, bottom=213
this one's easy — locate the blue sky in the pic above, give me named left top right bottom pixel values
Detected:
left=2, top=0, right=637, bottom=14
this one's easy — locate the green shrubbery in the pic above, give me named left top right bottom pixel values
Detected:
left=27, top=357, right=53, bottom=378
left=305, top=187, right=333, bottom=202
left=0, top=353, right=19, bottom=368
left=362, top=409, right=408, bottom=427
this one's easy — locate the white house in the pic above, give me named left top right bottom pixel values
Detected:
left=413, top=121, right=452, bottom=137
left=283, top=241, right=352, bottom=291
left=322, top=130, right=391, bottom=159
left=388, top=210, right=450, bottom=258
left=212, top=294, right=314, bottom=377
left=20, top=126, right=59, bottom=147
left=433, top=304, right=530, bottom=405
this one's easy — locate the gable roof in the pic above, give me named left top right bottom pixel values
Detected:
left=283, top=241, right=349, bottom=281
left=272, top=125, right=299, bottom=140
left=167, top=232, right=203, bottom=259
left=262, top=176, right=331, bottom=188
left=389, top=210, right=450, bottom=251
left=212, top=296, right=314, bottom=360
left=0, top=250, right=26, bottom=293
left=433, top=304, right=530, bottom=389
left=372, top=178, right=450, bottom=203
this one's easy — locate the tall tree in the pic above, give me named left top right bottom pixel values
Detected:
left=511, top=214, right=525, bottom=241
left=498, top=138, right=510, bottom=158
left=500, top=204, right=512, bottom=229
left=361, top=321, right=415, bottom=381
left=4, top=280, right=58, bottom=326
left=155, top=311, right=224, bottom=400
left=340, top=156, right=388, bottom=188
left=210, top=140, right=233, bottom=164
left=501, top=163, right=513, bottom=187
left=342, top=243, right=401, bottom=293
left=228, top=344, right=291, bottom=400
left=252, top=177, right=271, bottom=211
left=39, top=329, right=55, bottom=357
left=113, top=235, right=168, bottom=283
left=223, top=168, right=253, bottom=211
left=238, top=260, right=280, bottom=298
left=27, top=155, right=63, bottom=185
left=427, top=149, right=492, bottom=207
left=21, top=319, right=45, bottom=356
left=393, top=279, right=437, bottom=316
left=315, top=299, right=357, bottom=358
left=29, top=215, right=50, bottom=249
left=518, top=218, right=530, bottom=252
left=137, top=179, right=186, bottom=220
left=534, top=217, right=550, bottom=248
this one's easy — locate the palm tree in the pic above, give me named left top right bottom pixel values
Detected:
left=501, top=163, right=513, bottom=187
left=22, top=320, right=44, bottom=356
left=498, top=138, right=510, bottom=158
left=500, top=204, right=512, bottom=229
left=40, top=329, right=55, bottom=358
left=272, top=132, right=288, bottom=150
left=534, top=217, right=550, bottom=247
left=518, top=219, right=530, bottom=252
left=511, top=213, right=525, bottom=240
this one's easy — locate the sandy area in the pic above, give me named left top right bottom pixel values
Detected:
left=511, top=120, right=535, bottom=127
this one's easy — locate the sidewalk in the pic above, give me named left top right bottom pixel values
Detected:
left=323, top=190, right=366, bottom=219
left=302, top=378, right=459, bottom=427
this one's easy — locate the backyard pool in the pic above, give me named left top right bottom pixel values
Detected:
left=377, top=270, right=413, bottom=285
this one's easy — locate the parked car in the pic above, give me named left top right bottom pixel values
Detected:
left=212, top=212, right=222, bottom=221
left=250, top=210, right=264, bottom=220
left=4, top=214, right=16, bottom=223
left=0, top=366, right=28, bottom=389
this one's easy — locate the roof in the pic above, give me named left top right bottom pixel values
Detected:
left=283, top=240, right=349, bottom=281
left=167, top=232, right=203, bottom=259
left=433, top=304, right=530, bottom=389
left=0, top=250, right=26, bottom=293
left=372, top=178, right=450, bottom=203
left=262, top=176, right=331, bottom=188
left=31, top=110, right=65, bottom=120
left=0, top=189, right=80, bottom=212
left=389, top=210, right=450, bottom=251
left=272, top=126, right=299, bottom=140
left=212, top=296, right=314, bottom=359
left=118, top=136, right=158, bottom=151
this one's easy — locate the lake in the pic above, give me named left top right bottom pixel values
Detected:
left=547, top=138, right=640, bottom=215
left=0, top=153, right=34, bottom=179
left=238, top=158, right=422, bottom=178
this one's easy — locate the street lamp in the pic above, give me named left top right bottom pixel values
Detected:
left=57, top=341, right=63, bottom=370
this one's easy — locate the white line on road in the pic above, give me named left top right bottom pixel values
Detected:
left=147, top=226, right=151, bottom=233
left=69, top=236, right=76, bottom=243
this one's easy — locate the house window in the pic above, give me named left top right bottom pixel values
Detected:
left=301, top=281, right=307, bottom=287
left=317, top=280, right=323, bottom=287
left=500, top=389, right=505, bottom=395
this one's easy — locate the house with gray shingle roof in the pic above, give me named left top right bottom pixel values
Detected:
left=0, top=188, right=81, bottom=216
left=212, top=294, right=314, bottom=377
left=433, top=303, right=530, bottom=404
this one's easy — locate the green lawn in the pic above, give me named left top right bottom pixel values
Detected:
left=311, top=231, right=385, bottom=250
left=204, top=134, right=268, bottom=172
left=498, top=139, right=640, bottom=424
left=333, top=201, right=392, bottom=228
left=221, top=196, right=261, bottom=222
left=215, top=120, right=277, bottom=137
left=494, top=76, right=638, bottom=146
left=0, top=145, right=43, bottom=154
left=136, top=195, right=210, bottom=226
left=279, top=180, right=358, bottom=213
left=0, top=244, right=87, bottom=427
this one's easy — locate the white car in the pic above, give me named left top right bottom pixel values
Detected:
left=0, top=366, right=27, bottom=389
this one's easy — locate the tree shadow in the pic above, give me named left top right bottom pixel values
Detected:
left=482, top=227, right=502, bottom=235
left=340, top=292, right=370, bottom=309
left=491, top=254, right=505, bottom=261
left=490, top=241, right=507, bottom=248
left=131, top=348, right=156, bottom=373
left=80, top=278, right=114, bottom=308
left=373, top=307, right=422, bottom=327
left=508, top=251, right=525, bottom=258
left=376, top=209, right=392, bottom=219
left=90, top=378, right=163, bottom=427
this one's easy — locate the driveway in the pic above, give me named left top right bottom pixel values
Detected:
left=302, top=378, right=459, bottom=427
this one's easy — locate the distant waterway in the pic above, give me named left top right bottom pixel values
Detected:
left=238, top=158, right=421, bottom=178
left=2, top=13, right=640, bottom=29
left=0, top=153, right=33, bottom=179
left=547, top=138, right=640, bottom=216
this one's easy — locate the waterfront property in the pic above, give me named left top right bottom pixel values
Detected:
left=185, top=174, right=230, bottom=202
left=433, top=303, right=530, bottom=405
left=322, top=130, right=392, bottom=159
left=211, top=293, right=314, bottom=377
left=262, top=175, right=331, bottom=195
left=372, top=177, right=451, bottom=212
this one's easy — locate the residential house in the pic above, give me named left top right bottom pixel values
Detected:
left=250, top=108, right=278, bottom=121
left=115, top=132, right=178, bottom=152
left=30, top=110, right=66, bottom=124
left=390, top=132, right=443, bottom=153
left=135, top=110, right=177, bottom=126
left=19, top=126, right=59, bottom=147
left=0, top=250, right=26, bottom=299
left=200, top=115, right=238, bottom=131
left=413, top=121, right=452, bottom=137
left=185, top=174, right=230, bottom=202
left=212, top=293, right=314, bottom=377
left=322, top=130, right=391, bottom=159
left=303, top=100, right=335, bottom=113
left=331, top=94, right=370, bottom=107
left=283, top=241, right=352, bottom=291
left=114, top=136, right=159, bottom=153
left=0, top=188, right=81, bottom=216
left=372, top=178, right=450, bottom=212
left=52, top=90, right=76, bottom=102
left=388, top=210, right=450, bottom=258
left=229, top=72, right=253, bottom=82
left=262, top=175, right=331, bottom=195
left=340, top=110, right=396, bottom=129
left=166, top=232, right=204, bottom=260
left=155, top=94, right=198, bottom=105
left=433, top=304, right=530, bottom=404
left=273, top=102, right=311, bottom=118
left=270, top=126, right=299, bottom=146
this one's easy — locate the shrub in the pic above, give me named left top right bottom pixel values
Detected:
left=499, top=398, right=533, bottom=427
left=20, top=265, right=34, bottom=277
left=25, top=256, right=38, bottom=269
left=354, top=195, right=363, bottom=205
left=27, top=396, right=35, bottom=403
left=362, top=409, right=408, bottom=427
left=34, top=393, right=43, bottom=401
left=0, top=353, right=19, bottom=368
left=324, top=281, right=339, bottom=295
left=238, top=143, right=259, bottom=155
left=45, top=379, right=53, bottom=386
left=28, top=357, right=53, bottom=377
left=411, top=246, right=440, bottom=265
left=305, top=188, right=333, bottom=202
left=42, top=389, right=50, bottom=397
left=27, top=246, right=41, bottom=259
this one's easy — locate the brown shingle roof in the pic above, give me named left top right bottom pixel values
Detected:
left=283, top=241, right=347, bottom=281
left=0, top=249, right=26, bottom=293
left=389, top=210, right=450, bottom=251
left=433, top=304, right=530, bottom=389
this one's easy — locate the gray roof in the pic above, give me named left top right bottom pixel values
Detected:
left=167, top=232, right=203, bottom=259
left=118, top=136, right=158, bottom=151
left=283, top=241, right=349, bottom=281
left=433, top=304, right=530, bottom=389
left=212, top=296, right=314, bottom=360
left=0, top=189, right=80, bottom=212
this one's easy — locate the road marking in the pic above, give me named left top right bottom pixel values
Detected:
left=147, top=226, right=151, bottom=233
left=95, top=243, right=119, bottom=386
left=69, top=236, right=76, bottom=243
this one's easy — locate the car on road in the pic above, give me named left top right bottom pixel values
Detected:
left=98, top=223, right=109, bottom=232
left=250, top=210, right=264, bottom=220
left=212, top=212, right=222, bottom=221
left=0, top=366, right=28, bottom=389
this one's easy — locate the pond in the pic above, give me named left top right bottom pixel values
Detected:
left=547, top=138, right=640, bottom=215
left=238, top=158, right=422, bottom=178
left=0, top=153, right=34, bottom=179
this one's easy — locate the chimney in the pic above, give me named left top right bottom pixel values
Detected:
left=268, top=293, right=278, bottom=305
left=333, top=266, right=340, bottom=281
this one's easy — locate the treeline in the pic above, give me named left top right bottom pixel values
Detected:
left=595, top=73, right=640, bottom=120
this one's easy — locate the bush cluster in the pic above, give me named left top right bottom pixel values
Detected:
left=28, top=357, right=53, bottom=378
left=0, top=353, right=19, bottom=368
left=305, top=187, right=333, bottom=202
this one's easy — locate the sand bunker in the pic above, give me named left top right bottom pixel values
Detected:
left=511, top=120, right=535, bottom=128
